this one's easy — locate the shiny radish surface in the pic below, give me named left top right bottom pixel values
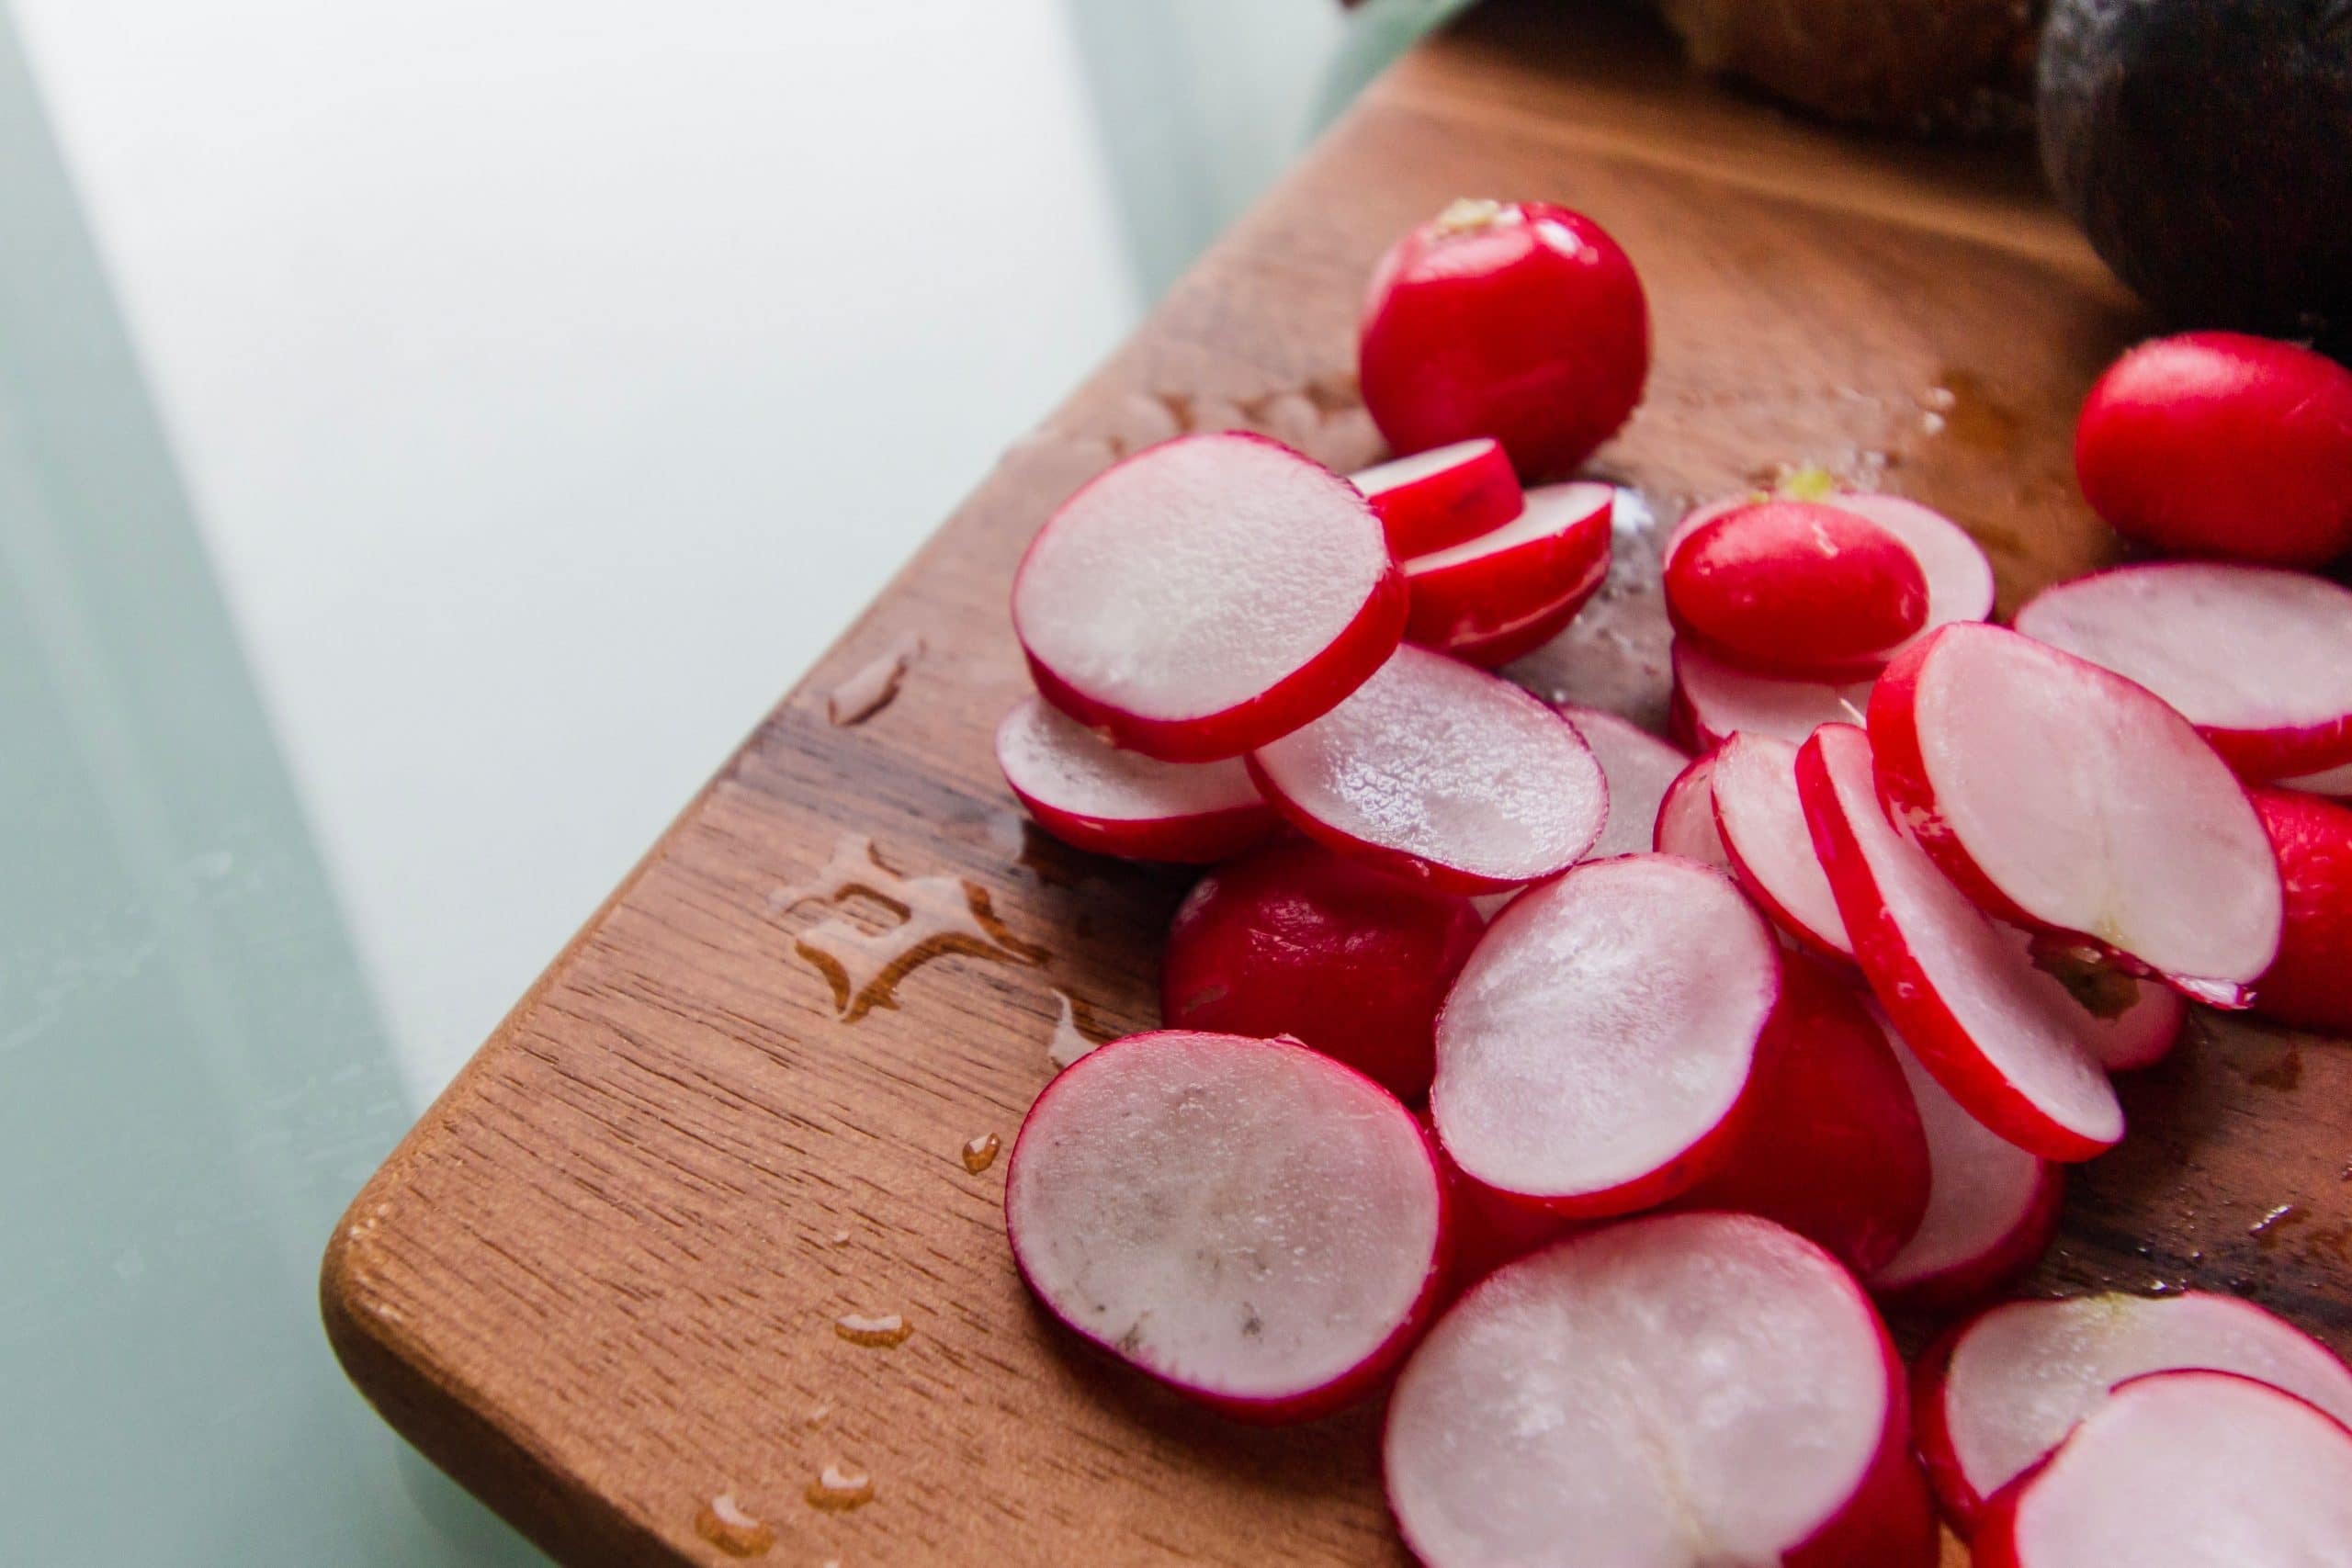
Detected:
left=1653, top=749, right=1731, bottom=869
left=1400, top=480, right=1611, bottom=656
left=2247, top=787, right=2352, bottom=1035
left=1665, top=500, right=1927, bottom=680
left=994, top=694, right=1273, bottom=863
left=1350, top=437, right=1521, bottom=558
left=1556, top=705, right=1689, bottom=859
left=1712, top=729, right=1853, bottom=959
left=1674, top=640, right=1873, bottom=750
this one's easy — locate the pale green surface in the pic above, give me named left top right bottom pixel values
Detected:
left=0, top=4, right=1441, bottom=1562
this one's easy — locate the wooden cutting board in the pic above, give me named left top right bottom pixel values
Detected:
left=322, top=5, right=2352, bottom=1564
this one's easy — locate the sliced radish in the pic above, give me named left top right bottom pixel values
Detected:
left=1350, top=437, right=1521, bottom=558
left=1421, top=1113, right=1574, bottom=1304
left=1665, top=500, right=1928, bottom=680
left=1671, top=959, right=1930, bottom=1275
left=1870, top=622, right=2282, bottom=1007
left=1248, top=644, right=1606, bottom=893
left=1653, top=750, right=1730, bottom=869
left=1974, top=1370, right=2352, bottom=1568
left=1431, top=854, right=1780, bottom=1216
left=2002, top=925, right=2185, bottom=1073
left=1713, top=729, right=1854, bottom=959
left=995, top=694, right=1274, bottom=863
left=1440, top=562, right=1607, bottom=668
left=1385, top=1212, right=1937, bottom=1568
left=1674, top=641, right=1873, bottom=750
left=1012, top=433, right=1405, bottom=761
left=1916, top=1293, right=2352, bottom=1531
left=1557, top=705, right=1690, bottom=859
left=1401, top=481, right=1612, bottom=658
left=1003, top=1030, right=1444, bottom=1423
left=1797, top=723, right=2121, bottom=1161
left=2283, top=756, right=2352, bottom=798
left=2013, top=563, right=2352, bottom=780
left=2248, top=786, right=2352, bottom=1035
left=1865, top=1010, right=2061, bottom=1312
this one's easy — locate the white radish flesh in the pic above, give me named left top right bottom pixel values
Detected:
left=1557, top=705, right=1690, bottom=859
left=1351, top=437, right=1521, bottom=558
left=995, top=694, right=1272, bottom=862
left=1248, top=644, right=1606, bottom=892
left=1004, top=1030, right=1442, bottom=1422
left=1012, top=433, right=1403, bottom=761
left=2001, top=925, right=2185, bottom=1073
left=1385, top=1212, right=1933, bottom=1568
left=1675, top=641, right=1873, bottom=750
left=1431, top=854, right=1779, bottom=1215
left=1712, top=729, right=1853, bottom=957
left=1653, top=750, right=1731, bottom=868
left=2283, top=756, right=2352, bottom=798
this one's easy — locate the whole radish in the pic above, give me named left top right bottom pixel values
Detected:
left=2247, top=787, right=2352, bottom=1035
left=1666, top=500, right=1928, bottom=679
left=2074, top=332, right=2352, bottom=568
left=1358, top=199, right=1649, bottom=479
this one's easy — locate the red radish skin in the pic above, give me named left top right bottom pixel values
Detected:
left=995, top=694, right=1275, bottom=863
left=1432, top=854, right=1780, bottom=1217
left=1438, top=560, right=1607, bottom=668
left=1012, top=433, right=1406, bottom=762
left=1712, top=730, right=1855, bottom=959
left=1653, top=750, right=1731, bottom=870
left=1798, top=724, right=2122, bottom=1162
left=1384, top=1213, right=1937, bottom=1568
left=1421, top=1115, right=1574, bottom=1304
left=1666, top=501, right=1929, bottom=680
left=1003, top=1031, right=1446, bottom=1424
left=2247, top=787, right=2352, bottom=1034
left=1358, top=199, right=1649, bottom=479
left=1160, top=841, right=1484, bottom=1101
left=1351, top=438, right=1522, bottom=558
left=1868, top=622, right=2282, bottom=1008
left=2014, top=564, right=2352, bottom=780
left=1674, top=641, right=1874, bottom=750
left=2075, top=331, right=2352, bottom=569
left=1401, top=481, right=1612, bottom=655
left=1670, top=959, right=1930, bottom=1275
left=1912, top=1292, right=2352, bottom=1533
left=1556, top=705, right=1690, bottom=859
left=1247, top=645, right=1607, bottom=894
left=1865, top=1010, right=2062, bottom=1312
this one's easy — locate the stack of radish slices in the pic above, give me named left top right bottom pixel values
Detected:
left=994, top=429, right=2352, bottom=1565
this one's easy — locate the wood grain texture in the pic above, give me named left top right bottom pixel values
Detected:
left=322, top=6, right=2352, bottom=1564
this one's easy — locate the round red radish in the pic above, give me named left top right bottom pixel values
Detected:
left=1160, top=840, right=1484, bottom=1100
left=1869, top=622, right=2282, bottom=1008
left=1671, top=959, right=1930, bottom=1275
left=1712, top=729, right=1854, bottom=959
left=1973, top=1370, right=2352, bottom=1568
left=1351, top=437, right=1522, bottom=558
left=995, top=694, right=1275, bottom=863
left=1431, top=854, right=1780, bottom=1217
left=1864, top=1007, right=2061, bottom=1312
left=1797, top=723, right=2122, bottom=1161
left=1915, top=1292, right=2352, bottom=1532
left=1358, top=198, right=1649, bottom=479
left=1247, top=644, right=1606, bottom=893
left=1012, top=433, right=1405, bottom=762
left=1674, top=641, right=1874, bottom=750
left=2003, top=924, right=2186, bottom=1074
left=2247, top=786, right=2352, bottom=1034
left=1557, top=705, right=1690, bottom=859
left=1653, top=749, right=1731, bottom=869
left=2283, top=756, right=2352, bottom=798
left=1401, top=481, right=1612, bottom=656
left=1666, top=500, right=1928, bottom=679
left=1384, top=1212, right=1938, bottom=1568
left=2075, top=331, right=2352, bottom=569
left=2014, top=563, right=2352, bottom=780
left=1003, top=1030, right=1444, bottom=1423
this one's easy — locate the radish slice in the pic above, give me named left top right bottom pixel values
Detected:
left=1012, top=433, right=1405, bottom=761
left=1351, top=437, right=1522, bottom=558
left=1385, top=1212, right=1937, bottom=1568
left=1558, top=705, right=1690, bottom=859
left=1440, top=558, right=1607, bottom=668
left=1003, top=1030, right=1444, bottom=1423
left=2283, top=756, right=2352, bottom=797
left=1865, top=1010, right=2061, bottom=1311
left=1672, top=959, right=1930, bottom=1275
left=1401, top=481, right=1612, bottom=655
left=1797, top=723, right=2121, bottom=1161
left=1917, top=1293, right=2352, bottom=1531
left=2002, top=925, right=2186, bottom=1073
left=1674, top=641, right=1873, bottom=750
left=1973, top=1370, right=2352, bottom=1568
left=1248, top=645, right=1607, bottom=893
left=1713, top=730, right=1854, bottom=958
left=1431, top=854, right=1780, bottom=1216
left=1420, top=1112, right=1573, bottom=1304
left=1666, top=500, right=1928, bottom=680
left=995, top=694, right=1274, bottom=863
left=1653, top=750, right=1731, bottom=868
left=2013, top=563, right=2352, bottom=781
left=1869, top=622, right=2283, bottom=1007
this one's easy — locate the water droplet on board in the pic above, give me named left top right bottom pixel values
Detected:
left=695, top=1493, right=775, bottom=1557
left=1046, top=989, right=1104, bottom=1070
left=824, top=634, right=925, bottom=728
left=2251, top=1203, right=2305, bottom=1245
left=806, top=1403, right=833, bottom=1427
left=771, top=836, right=1046, bottom=1020
left=960, top=1132, right=1001, bottom=1174
left=805, top=1465, right=876, bottom=1513
left=833, top=1312, right=913, bottom=1348
left=830, top=1229, right=851, bottom=1247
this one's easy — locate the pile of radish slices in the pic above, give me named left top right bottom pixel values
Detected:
left=986, top=211, right=2352, bottom=1565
